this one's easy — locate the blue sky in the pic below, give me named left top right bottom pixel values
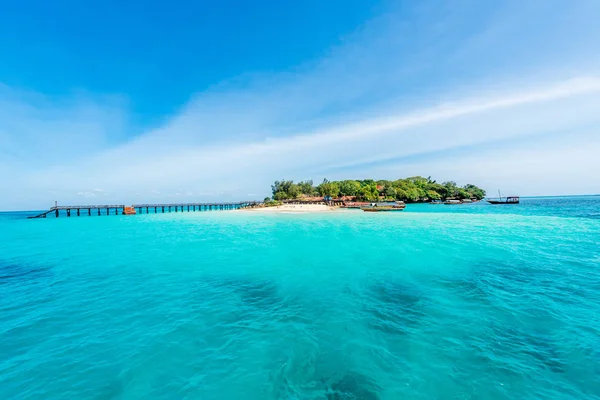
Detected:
left=1, top=0, right=600, bottom=209
left=1, top=0, right=381, bottom=125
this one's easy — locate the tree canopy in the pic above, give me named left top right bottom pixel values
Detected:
left=271, top=180, right=300, bottom=200
left=269, top=176, right=486, bottom=202
left=317, top=179, right=340, bottom=198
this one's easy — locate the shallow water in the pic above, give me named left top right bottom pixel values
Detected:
left=1, top=197, right=599, bottom=399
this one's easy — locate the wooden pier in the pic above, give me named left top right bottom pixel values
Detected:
left=28, top=201, right=259, bottom=218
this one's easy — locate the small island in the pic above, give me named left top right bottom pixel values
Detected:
left=253, top=176, right=486, bottom=212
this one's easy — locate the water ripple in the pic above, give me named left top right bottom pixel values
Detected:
left=1, top=201, right=600, bottom=399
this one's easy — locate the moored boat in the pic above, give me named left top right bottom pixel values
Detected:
left=123, top=206, right=137, bottom=215
left=487, top=190, right=520, bottom=204
left=361, top=206, right=406, bottom=212
left=341, top=201, right=370, bottom=209
left=488, top=197, right=519, bottom=204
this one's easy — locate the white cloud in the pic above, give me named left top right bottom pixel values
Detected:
left=10, top=76, right=596, bottom=207
left=349, top=131, right=600, bottom=197
left=0, top=85, right=128, bottom=168
left=2, top=1, right=600, bottom=209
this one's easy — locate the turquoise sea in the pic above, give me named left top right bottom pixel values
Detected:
left=1, top=197, right=599, bottom=399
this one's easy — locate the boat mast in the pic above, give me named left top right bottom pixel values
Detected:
left=498, top=190, right=503, bottom=201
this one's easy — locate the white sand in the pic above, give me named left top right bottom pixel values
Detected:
left=241, top=204, right=338, bottom=213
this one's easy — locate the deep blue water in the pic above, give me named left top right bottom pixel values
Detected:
left=1, top=197, right=599, bottom=399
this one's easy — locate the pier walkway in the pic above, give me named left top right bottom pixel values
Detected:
left=28, top=201, right=259, bottom=218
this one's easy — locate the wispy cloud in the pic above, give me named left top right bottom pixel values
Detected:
left=13, top=76, right=599, bottom=205
left=0, top=85, right=128, bottom=166
left=1, top=0, right=600, bottom=209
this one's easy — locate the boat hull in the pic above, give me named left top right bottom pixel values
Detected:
left=487, top=200, right=519, bottom=204
left=361, top=207, right=405, bottom=212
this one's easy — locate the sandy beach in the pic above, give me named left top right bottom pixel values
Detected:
left=241, top=204, right=339, bottom=213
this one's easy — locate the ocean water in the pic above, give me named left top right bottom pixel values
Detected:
left=1, top=197, right=599, bottom=399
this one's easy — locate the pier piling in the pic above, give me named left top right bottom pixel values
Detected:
left=28, top=201, right=258, bottom=219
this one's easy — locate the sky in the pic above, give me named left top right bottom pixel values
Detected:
left=1, top=0, right=600, bottom=210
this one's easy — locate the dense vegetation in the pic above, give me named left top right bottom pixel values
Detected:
left=269, top=177, right=486, bottom=202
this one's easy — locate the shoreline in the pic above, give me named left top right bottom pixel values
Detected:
left=240, top=204, right=340, bottom=213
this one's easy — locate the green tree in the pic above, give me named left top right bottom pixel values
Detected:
left=357, top=183, right=379, bottom=201
left=376, top=180, right=392, bottom=189
left=339, top=180, right=361, bottom=197
left=407, top=176, right=429, bottom=189
left=384, top=186, right=397, bottom=199
left=404, top=188, right=421, bottom=202
left=317, top=179, right=341, bottom=198
left=425, top=182, right=445, bottom=196
left=272, top=177, right=484, bottom=203
left=395, top=188, right=408, bottom=201
left=391, top=178, right=422, bottom=202
left=426, top=190, right=441, bottom=200
left=297, top=180, right=316, bottom=196
left=456, top=188, right=471, bottom=199
left=463, top=184, right=486, bottom=200
left=442, top=181, right=459, bottom=198
left=271, top=180, right=300, bottom=200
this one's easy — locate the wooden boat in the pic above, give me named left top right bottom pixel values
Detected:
left=342, top=202, right=370, bottom=209
left=487, top=197, right=519, bottom=204
left=430, top=200, right=443, bottom=205
left=122, top=206, right=137, bottom=215
left=361, top=202, right=406, bottom=212
left=361, top=206, right=406, bottom=212
left=487, top=190, right=520, bottom=205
